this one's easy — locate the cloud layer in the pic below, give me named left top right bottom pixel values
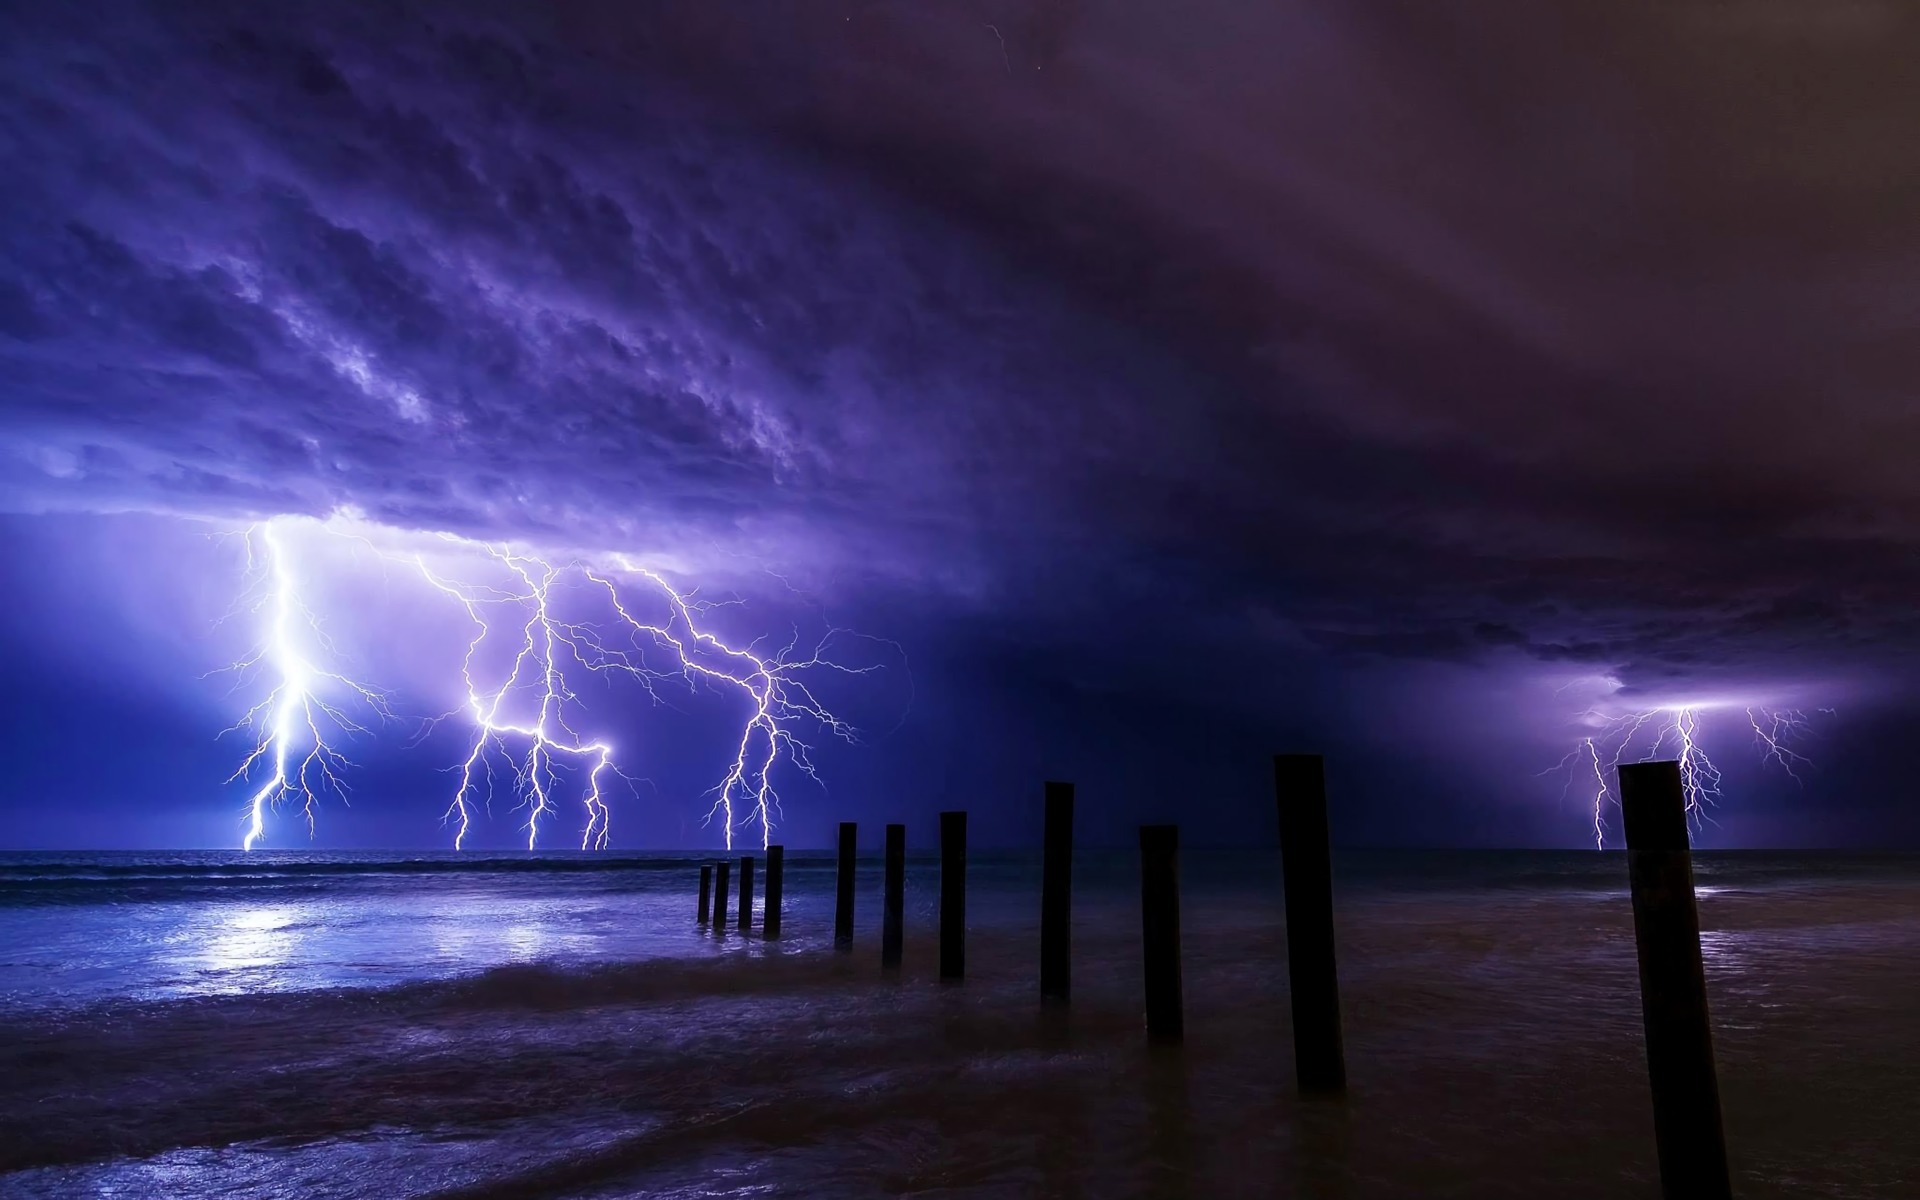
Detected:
left=4, top=0, right=1917, bottom=706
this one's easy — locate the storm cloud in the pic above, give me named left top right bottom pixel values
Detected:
left=2, top=0, right=1916, bottom=845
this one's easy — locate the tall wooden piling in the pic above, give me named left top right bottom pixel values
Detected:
left=712, top=859, right=731, bottom=931
left=738, top=855, right=755, bottom=933
left=1138, top=823, right=1184, bottom=1044
left=940, top=810, right=967, bottom=981
left=764, top=845, right=784, bottom=939
left=697, top=863, right=712, bottom=924
left=1042, top=780, right=1074, bottom=1002
left=1619, top=760, right=1732, bottom=1200
left=1274, top=753, right=1347, bottom=1094
left=883, top=823, right=906, bottom=969
left=835, top=822, right=857, bottom=951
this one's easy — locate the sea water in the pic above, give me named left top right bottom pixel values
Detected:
left=0, top=849, right=1914, bottom=1197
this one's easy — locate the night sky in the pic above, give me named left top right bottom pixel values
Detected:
left=2, top=1, right=1916, bottom=851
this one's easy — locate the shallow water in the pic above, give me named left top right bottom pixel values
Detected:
left=1, top=849, right=1915, bottom=1197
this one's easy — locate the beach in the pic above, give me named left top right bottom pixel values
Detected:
left=1, top=849, right=1914, bottom=1197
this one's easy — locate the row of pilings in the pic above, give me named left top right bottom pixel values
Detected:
left=691, top=754, right=1730, bottom=1200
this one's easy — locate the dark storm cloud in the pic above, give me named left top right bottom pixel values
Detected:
left=3, top=0, right=1917, bottom=701
left=587, top=0, right=1920, bottom=694
left=0, top=0, right=1165, bottom=589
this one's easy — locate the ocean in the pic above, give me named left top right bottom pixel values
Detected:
left=0, top=848, right=1914, bottom=1198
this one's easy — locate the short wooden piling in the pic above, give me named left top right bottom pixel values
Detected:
left=713, top=859, right=731, bottom=931
left=697, top=863, right=712, bottom=924
left=764, top=845, right=784, bottom=939
left=1042, top=780, right=1074, bottom=1002
left=835, top=822, right=857, bottom=951
left=940, top=810, right=967, bottom=981
left=737, top=855, right=755, bottom=933
left=1138, top=823, right=1183, bottom=1044
left=1620, top=760, right=1732, bottom=1200
left=1274, top=753, right=1347, bottom=1094
left=883, top=823, right=906, bottom=969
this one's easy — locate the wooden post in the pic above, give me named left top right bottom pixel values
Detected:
left=835, top=822, right=857, bottom=951
left=1619, top=760, right=1732, bottom=1200
left=1139, top=823, right=1183, bottom=1045
left=697, top=863, right=712, bottom=925
left=713, top=859, right=730, bottom=931
left=1274, top=753, right=1347, bottom=1094
left=940, top=810, right=967, bottom=981
left=1042, top=780, right=1074, bottom=1002
left=764, top=845, right=784, bottom=939
left=737, top=855, right=755, bottom=933
left=883, top=823, right=906, bottom=969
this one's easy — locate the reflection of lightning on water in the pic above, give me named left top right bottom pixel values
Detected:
left=224, top=522, right=390, bottom=850
left=1545, top=700, right=1829, bottom=848
left=231, top=515, right=891, bottom=852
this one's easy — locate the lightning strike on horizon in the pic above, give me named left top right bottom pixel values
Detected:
left=232, top=514, right=888, bottom=852
left=405, top=541, right=622, bottom=853
left=589, top=556, right=879, bottom=852
left=1547, top=699, right=1828, bottom=848
left=224, top=522, right=390, bottom=850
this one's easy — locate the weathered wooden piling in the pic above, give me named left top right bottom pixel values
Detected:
left=1274, top=753, right=1347, bottom=1094
left=1138, top=823, right=1183, bottom=1044
left=883, top=823, right=906, bottom=969
left=940, top=810, right=967, bottom=981
left=764, top=845, right=784, bottom=939
left=835, top=822, right=857, bottom=951
left=713, top=859, right=731, bottom=931
left=1042, top=780, right=1074, bottom=1002
left=1619, top=760, right=1732, bottom=1200
left=738, top=855, right=755, bottom=933
left=697, top=863, right=712, bottom=924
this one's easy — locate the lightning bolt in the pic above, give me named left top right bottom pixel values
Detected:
left=223, top=520, right=390, bottom=850
left=405, top=540, right=622, bottom=853
left=590, top=556, right=878, bottom=851
left=985, top=23, right=1012, bottom=74
left=229, top=514, right=891, bottom=852
left=1545, top=697, right=1829, bottom=848
left=1746, top=706, right=1830, bottom=781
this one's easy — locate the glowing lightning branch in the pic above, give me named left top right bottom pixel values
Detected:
left=1546, top=698, right=1829, bottom=849
left=406, top=542, right=622, bottom=853
left=228, top=515, right=893, bottom=852
left=586, top=557, right=881, bottom=852
left=1746, top=706, right=1831, bottom=781
left=411, top=541, right=881, bottom=852
left=224, top=522, right=390, bottom=850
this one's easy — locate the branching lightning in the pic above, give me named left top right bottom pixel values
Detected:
left=405, top=540, right=622, bottom=853
left=1544, top=693, right=1830, bottom=848
left=1746, top=706, right=1833, bottom=781
left=227, top=515, right=890, bottom=852
left=223, top=522, right=391, bottom=850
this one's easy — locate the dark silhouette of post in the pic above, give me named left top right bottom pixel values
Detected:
left=940, top=810, right=967, bottom=981
left=1042, top=780, right=1074, bottom=1002
left=883, top=823, right=906, bottom=969
left=697, top=863, right=713, bottom=924
left=737, top=855, right=755, bottom=933
left=764, top=845, right=784, bottom=939
left=1274, top=753, right=1348, bottom=1094
left=713, top=859, right=731, bottom=931
left=1619, top=760, right=1732, bottom=1200
left=1138, top=823, right=1183, bottom=1044
left=835, top=822, right=857, bottom=951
